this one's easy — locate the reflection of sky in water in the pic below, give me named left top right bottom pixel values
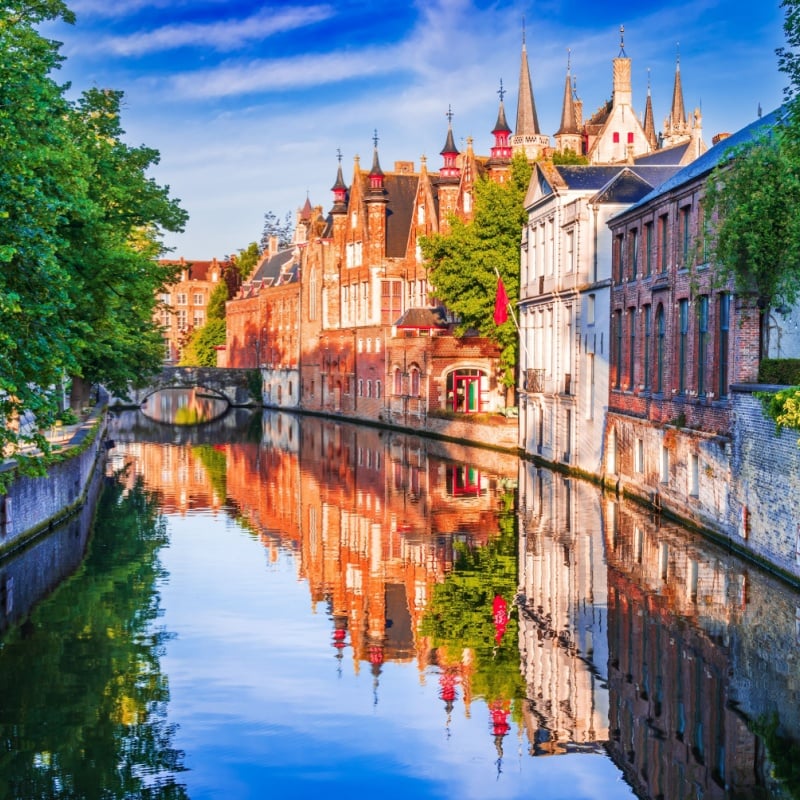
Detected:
left=159, top=512, right=635, bottom=800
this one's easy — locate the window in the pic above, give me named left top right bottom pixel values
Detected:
left=635, top=438, right=644, bottom=473
left=628, top=308, right=636, bottom=389
left=176, top=293, right=187, bottom=305
left=586, top=353, right=595, bottom=419
left=381, top=280, right=403, bottom=324
left=659, top=214, right=668, bottom=273
left=656, top=305, right=665, bottom=393
left=376, top=380, right=382, bottom=399
left=366, top=380, right=372, bottom=398
left=614, top=234, right=625, bottom=282
left=410, top=367, right=420, bottom=397
left=358, top=379, right=363, bottom=397
left=393, top=368, right=402, bottom=395
left=697, top=295, right=709, bottom=395
left=375, top=337, right=381, bottom=354
left=613, top=310, right=623, bottom=389
left=629, top=228, right=639, bottom=279
left=660, top=446, right=670, bottom=484
left=587, top=294, right=596, bottom=325
left=690, top=453, right=699, bottom=496
left=644, top=222, right=653, bottom=276
left=613, top=131, right=620, bottom=143
left=718, top=293, right=730, bottom=397
left=643, top=305, right=652, bottom=390
left=193, top=292, right=203, bottom=305
left=680, top=205, right=691, bottom=266
left=193, top=311, right=204, bottom=327
left=627, top=131, right=635, bottom=144
left=565, top=229, right=575, bottom=272
left=678, top=299, right=689, bottom=394
left=357, top=338, right=363, bottom=353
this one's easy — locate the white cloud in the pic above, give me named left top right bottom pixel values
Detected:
left=96, top=5, right=335, bottom=56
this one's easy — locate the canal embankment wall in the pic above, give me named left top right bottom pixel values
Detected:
left=0, top=402, right=108, bottom=558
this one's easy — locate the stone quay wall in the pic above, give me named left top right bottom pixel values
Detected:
left=729, top=385, right=800, bottom=581
left=0, top=405, right=108, bottom=556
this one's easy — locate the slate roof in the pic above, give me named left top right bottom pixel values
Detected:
left=553, top=164, right=682, bottom=194
left=241, top=248, right=299, bottom=295
left=612, top=107, right=783, bottom=220
left=633, top=141, right=692, bottom=166
left=383, top=173, right=419, bottom=259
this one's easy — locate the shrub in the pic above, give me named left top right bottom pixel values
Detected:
left=759, top=358, right=800, bottom=385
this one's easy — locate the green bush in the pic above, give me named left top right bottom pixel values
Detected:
left=759, top=358, right=800, bottom=385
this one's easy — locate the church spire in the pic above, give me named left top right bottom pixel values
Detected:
left=555, top=50, right=582, bottom=155
left=488, top=80, right=512, bottom=166
left=669, top=46, right=687, bottom=129
left=511, top=20, right=550, bottom=159
left=643, top=69, right=658, bottom=149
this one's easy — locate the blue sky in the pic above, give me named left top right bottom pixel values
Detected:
left=43, top=0, right=786, bottom=259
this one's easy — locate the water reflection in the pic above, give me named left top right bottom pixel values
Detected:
left=2, top=411, right=799, bottom=798
left=140, top=388, right=229, bottom=425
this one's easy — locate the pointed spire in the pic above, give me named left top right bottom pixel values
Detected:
left=612, top=24, right=632, bottom=108
left=439, top=106, right=461, bottom=181
left=330, top=148, right=347, bottom=214
left=643, top=68, right=658, bottom=149
left=488, top=80, right=512, bottom=166
left=557, top=49, right=579, bottom=135
left=669, top=44, right=687, bottom=128
left=368, top=129, right=385, bottom=194
left=515, top=27, right=542, bottom=137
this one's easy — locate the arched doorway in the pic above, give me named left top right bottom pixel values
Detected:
left=446, top=369, right=485, bottom=413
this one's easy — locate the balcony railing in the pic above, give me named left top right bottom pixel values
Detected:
left=524, top=368, right=545, bottom=393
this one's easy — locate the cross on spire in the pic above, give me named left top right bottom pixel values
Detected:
left=619, top=24, right=626, bottom=57
left=446, top=105, right=454, bottom=124
left=336, top=147, right=342, bottom=164
left=498, top=79, right=506, bottom=103
left=372, top=129, right=379, bottom=148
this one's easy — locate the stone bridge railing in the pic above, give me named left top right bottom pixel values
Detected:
left=110, top=366, right=260, bottom=407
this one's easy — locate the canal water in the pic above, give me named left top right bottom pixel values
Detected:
left=0, top=394, right=798, bottom=799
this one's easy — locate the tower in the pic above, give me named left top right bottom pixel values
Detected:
left=555, top=51, right=583, bottom=155
left=511, top=22, right=550, bottom=160
left=486, top=80, right=512, bottom=180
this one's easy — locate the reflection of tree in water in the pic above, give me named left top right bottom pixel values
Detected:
left=420, top=508, right=525, bottom=767
left=0, top=475, right=187, bottom=800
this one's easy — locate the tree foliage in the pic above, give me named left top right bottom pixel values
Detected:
left=420, top=153, right=532, bottom=387
left=260, top=210, right=293, bottom=252
left=233, top=241, right=261, bottom=281
left=179, top=318, right=226, bottom=367
left=704, top=132, right=800, bottom=314
left=0, top=2, right=186, bottom=459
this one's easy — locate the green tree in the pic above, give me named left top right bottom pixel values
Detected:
left=61, top=88, right=188, bottom=397
left=179, top=317, right=226, bottom=367
left=551, top=148, right=588, bottom=165
left=0, top=3, right=186, bottom=460
left=420, top=153, right=531, bottom=388
left=233, top=241, right=261, bottom=281
left=260, top=210, right=293, bottom=251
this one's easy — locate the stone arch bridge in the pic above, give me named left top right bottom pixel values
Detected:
left=111, top=367, right=260, bottom=408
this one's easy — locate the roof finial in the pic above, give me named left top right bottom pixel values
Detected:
left=336, top=147, right=342, bottom=164
left=676, top=41, right=680, bottom=68
left=619, top=24, right=626, bottom=57
left=522, top=15, right=526, bottom=47
left=567, top=47, right=572, bottom=73
left=647, top=66, right=651, bottom=96
left=498, top=79, right=506, bottom=103
left=446, top=104, right=454, bottom=124
left=372, top=129, right=379, bottom=149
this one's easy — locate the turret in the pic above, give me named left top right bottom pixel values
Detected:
left=555, top=50, right=582, bottom=155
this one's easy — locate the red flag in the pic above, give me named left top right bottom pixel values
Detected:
left=493, top=277, right=508, bottom=325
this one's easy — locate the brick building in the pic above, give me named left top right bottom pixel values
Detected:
left=158, top=257, right=228, bottom=363
left=604, top=110, right=781, bottom=532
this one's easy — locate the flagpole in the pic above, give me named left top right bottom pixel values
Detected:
left=492, top=266, right=530, bottom=365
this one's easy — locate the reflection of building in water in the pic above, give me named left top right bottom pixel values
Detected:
left=220, top=414, right=515, bottom=684
left=603, top=498, right=769, bottom=799
left=108, top=442, right=223, bottom=515
left=516, top=464, right=610, bottom=755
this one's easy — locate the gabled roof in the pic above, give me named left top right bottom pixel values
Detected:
left=612, top=107, right=783, bottom=221
left=384, top=173, right=419, bottom=258
left=590, top=168, right=663, bottom=205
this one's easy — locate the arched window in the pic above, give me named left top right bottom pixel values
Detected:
left=446, top=369, right=485, bottom=413
left=410, top=367, right=420, bottom=397
left=393, top=368, right=402, bottom=395
left=656, top=305, right=666, bottom=393
left=376, top=380, right=382, bottom=399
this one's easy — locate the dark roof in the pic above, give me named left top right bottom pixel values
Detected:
left=552, top=164, right=682, bottom=199
left=395, top=306, right=449, bottom=329
left=591, top=169, right=663, bottom=205
left=384, top=173, right=418, bottom=259
left=613, top=107, right=783, bottom=220
left=249, top=248, right=298, bottom=286
left=633, top=141, right=692, bottom=166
